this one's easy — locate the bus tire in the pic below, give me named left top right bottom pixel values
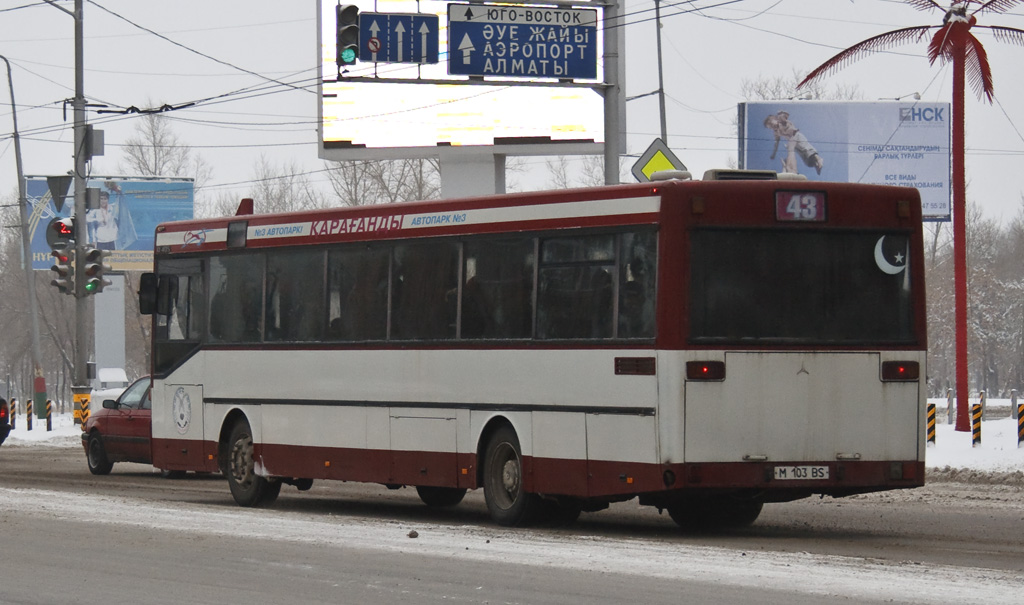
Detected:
left=483, top=425, right=540, bottom=526
left=416, top=486, right=467, bottom=508
left=540, top=499, right=582, bottom=527
left=86, top=432, right=114, bottom=475
left=226, top=419, right=281, bottom=507
left=668, top=498, right=763, bottom=530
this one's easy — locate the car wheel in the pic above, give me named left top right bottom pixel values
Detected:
left=87, top=432, right=114, bottom=475
left=226, top=419, right=281, bottom=507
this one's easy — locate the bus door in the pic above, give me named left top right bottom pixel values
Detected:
left=154, top=383, right=207, bottom=470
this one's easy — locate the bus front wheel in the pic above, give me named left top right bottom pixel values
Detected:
left=226, top=419, right=281, bottom=507
left=483, top=425, right=540, bottom=526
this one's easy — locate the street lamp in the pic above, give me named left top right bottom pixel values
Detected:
left=1, top=54, right=49, bottom=416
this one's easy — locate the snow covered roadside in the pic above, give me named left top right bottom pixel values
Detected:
left=3, top=408, right=1023, bottom=604
left=0, top=484, right=1020, bottom=604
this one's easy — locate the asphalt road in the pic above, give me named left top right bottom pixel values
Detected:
left=2, top=444, right=1022, bottom=604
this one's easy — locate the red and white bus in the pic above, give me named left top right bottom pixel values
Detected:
left=140, top=170, right=927, bottom=528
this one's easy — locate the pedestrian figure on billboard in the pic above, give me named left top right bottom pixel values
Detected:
left=763, top=111, right=824, bottom=175
left=87, top=190, right=118, bottom=250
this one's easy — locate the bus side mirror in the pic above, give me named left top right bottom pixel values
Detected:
left=138, top=273, right=178, bottom=316
left=139, top=273, right=157, bottom=315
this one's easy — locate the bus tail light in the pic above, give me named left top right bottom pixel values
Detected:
left=686, top=361, right=725, bottom=381
left=881, top=361, right=919, bottom=381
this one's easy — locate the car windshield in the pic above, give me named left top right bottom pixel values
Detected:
left=118, top=379, right=150, bottom=410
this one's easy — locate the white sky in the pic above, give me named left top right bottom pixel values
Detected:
left=0, top=1, right=1021, bottom=221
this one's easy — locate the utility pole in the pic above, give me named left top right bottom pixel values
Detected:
left=72, top=0, right=89, bottom=394
left=2, top=54, right=48, bottom=413
left=44, top=0, right=92, bottom=411
left=603, top=0, right=622, bottom=185
left=654, top=0, right=667, bottom=144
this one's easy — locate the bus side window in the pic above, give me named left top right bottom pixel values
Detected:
left=209, top=254, right=265, bottom=343
left=462, top=237, right=534, bottom=339
left=618, top=231, right=657, bottom=338
left=537, top=234, right=615, bottom=339
left=327, top=246, right=389, bottom=341
left=391, top=242, right=458, bottom=341
left=265, top=249, right=325, bottom=342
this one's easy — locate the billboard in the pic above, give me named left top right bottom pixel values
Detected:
left=27, top=176, right=194, bottom=271
left=318, top=0, right=608, bottom=160
left=738, top=101, right=951, bottom=220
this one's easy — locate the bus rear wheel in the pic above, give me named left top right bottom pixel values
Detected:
left=226, top=419, right=281, bottom=507
left=483, top=425, right=540, bottom=526
left=667, top=497, right=763, bottom=530
left=416, top=486, right=467, bottom=508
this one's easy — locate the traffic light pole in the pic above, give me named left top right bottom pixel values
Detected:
left=71, top=0, right=92, bottom=406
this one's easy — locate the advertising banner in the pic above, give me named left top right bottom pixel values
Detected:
left=739, top=101, right=951, bottom=220
left=26, top=176, right=194, bottom=271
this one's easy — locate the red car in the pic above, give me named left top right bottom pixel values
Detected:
left=82, top=376, right=152, bottom=474
left=0, top=398, right=10, bottom=446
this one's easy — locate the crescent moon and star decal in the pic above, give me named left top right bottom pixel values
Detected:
left=874, top=235, right=908, bottom=275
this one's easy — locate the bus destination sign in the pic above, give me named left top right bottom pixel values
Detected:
left=447, top=3, right=598, bottom=79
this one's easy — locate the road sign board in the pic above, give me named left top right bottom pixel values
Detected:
left=359, top=12, right=439, bottom=64
left=631, top=139, right=688, bottom=182
left=447, top=4, right=598, bottom=79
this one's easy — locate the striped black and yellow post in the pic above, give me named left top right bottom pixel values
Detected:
left=74, top=391, right=91, bottom=428
left=971, top=403, right=982, bottom=447
left=8, top=398, right=14, bottom=430
left=926, top=403, right=936, bottom=446
left=1017, top=403, right=1022, bottom=449
left=26, top=399, right=32, bottom=431
left=46, top=399, right=53, bottom=432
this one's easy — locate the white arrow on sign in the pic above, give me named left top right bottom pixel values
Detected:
left=368, top=20, right=381, bottom=62
left=458, top=33, right=475, bottom=64
left=394, top=21, right=405, bottom=63
left=419, top=21, right=430, bottom=64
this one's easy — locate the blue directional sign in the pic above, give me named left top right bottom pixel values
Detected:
left=359, top=12, right=439, bottom=64
left=447, top=4, right=598, bottom=79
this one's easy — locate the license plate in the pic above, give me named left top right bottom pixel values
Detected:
left=773, top=465, right=829, bottom=480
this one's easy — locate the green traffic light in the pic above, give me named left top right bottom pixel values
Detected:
left=341, top=47, right=356, bottom=64
left=85, top=281, right=97, bottom=293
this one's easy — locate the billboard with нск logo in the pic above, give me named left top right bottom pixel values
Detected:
left=739, top=101, right=951, bottom=220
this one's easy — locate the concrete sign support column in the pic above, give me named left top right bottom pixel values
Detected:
left=93, top=274, right=126, bottom=377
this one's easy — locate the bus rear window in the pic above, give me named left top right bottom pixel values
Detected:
left=689, top=228, right=915, bottom=345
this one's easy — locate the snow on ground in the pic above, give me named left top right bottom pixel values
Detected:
left=3, top=403, right=1023, bottom=604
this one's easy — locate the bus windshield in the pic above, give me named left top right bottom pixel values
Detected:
left=688, top=228, right=916, bottom=345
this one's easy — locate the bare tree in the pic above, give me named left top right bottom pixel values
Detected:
left=326, top=159, right=441, bottom=206
left=118, top=112, right=213, bottom=192
left=740, top=69, right=861, bottom=102
left=247, top=156, right=330, bottom=214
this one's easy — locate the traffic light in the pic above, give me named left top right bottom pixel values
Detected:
left=82, top=247, right=112, bottom=295
left=336, top=4, right=360, bottom=67
left=45, top=217, right=75, bottom=250
left=50, top=249, right=75, bottom=295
